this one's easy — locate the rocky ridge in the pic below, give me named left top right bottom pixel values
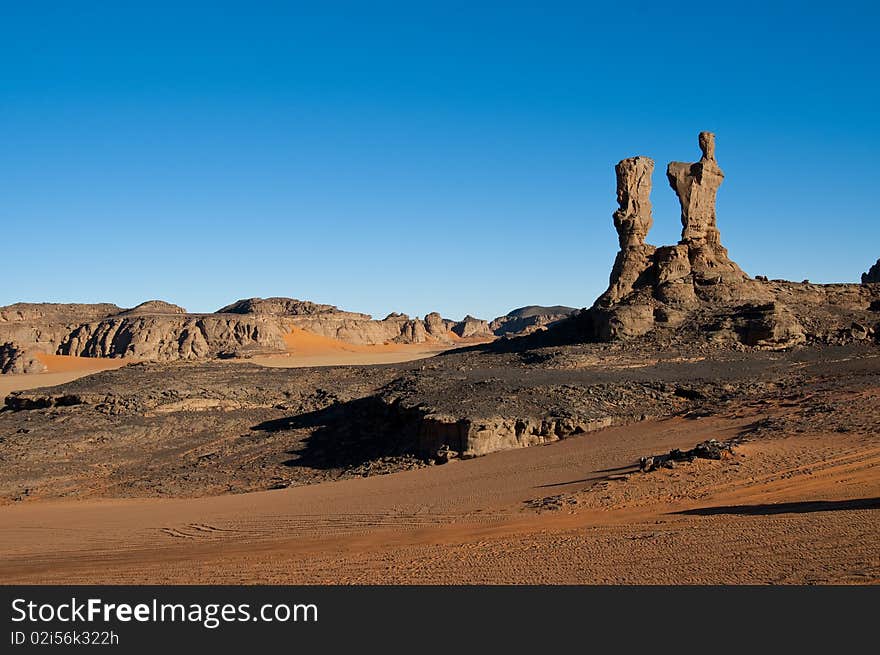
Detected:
left=490, top=306, right=578, bottom=337
left=0, top=297, right=496, bottom=371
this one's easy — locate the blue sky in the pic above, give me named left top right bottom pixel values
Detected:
left=2, top=1, right=878, bottom=320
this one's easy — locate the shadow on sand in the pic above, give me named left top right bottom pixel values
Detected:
left=673, top=497, right=880, bottom=516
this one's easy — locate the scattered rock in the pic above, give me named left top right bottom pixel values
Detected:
left=435, top=444, right=458, bottom=464
left=639, top=439, right=734, bottom=472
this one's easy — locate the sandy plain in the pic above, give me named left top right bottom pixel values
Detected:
left=1, top=399, right=876, bottom=584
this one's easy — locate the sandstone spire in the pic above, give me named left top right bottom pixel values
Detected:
left=613, top=156, right=654, bottom=248
left=666, top=132, right=745, bottom=283
left=602, top=157, right=657, bottom=304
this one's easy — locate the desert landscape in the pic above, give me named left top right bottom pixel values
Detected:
left=1, top=133, right=878, bottom=584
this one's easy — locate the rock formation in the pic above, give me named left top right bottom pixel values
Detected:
left=0, top=343, right=46, bottom=374
left=217, top=297, right=347, bottom=317
left=666, top=131, right=746, bottom=288
left=453, top=315, right=491, bottom=339
left=0, top=303, right=124, bottom=359
left=220, top=297, right=492, bottom=346
left=58, top=314, right=290, bottom=361
left=0, top=296, right=496, bottom=373
left=490, top=306, right=578, bottom=337
left=588, top=132, right=808, bottom=348
left=863, top=259, right=880, bottom=284
left=604, top=156, right=657, bottom=304
left=118, top=300, right=187, bottom=316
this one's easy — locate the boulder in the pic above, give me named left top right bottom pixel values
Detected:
left=733, top=303, right=806, bottom=349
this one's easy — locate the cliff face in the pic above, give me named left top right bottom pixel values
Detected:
left=58, top=314, right=290, bottom=361
left=863, top=259, right=880, bottom=284
left=0, top=303, right=123, bottom=355
left=586, top=132, right=879, bottom=348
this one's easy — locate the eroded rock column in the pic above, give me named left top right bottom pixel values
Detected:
left=667, top=132, right=746, bottom=285
left=603, top=156, right=657, bottom=304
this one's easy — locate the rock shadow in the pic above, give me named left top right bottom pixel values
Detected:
left=251, top=396, right=418, bottom=470
left=673, top=497, right=880, bottom=516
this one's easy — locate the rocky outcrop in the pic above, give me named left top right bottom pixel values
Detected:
left=0, top=296, right=495, bottom=372
left=222, top=297, right=491, bottom=346
left=588, top=132, right=804, bottom=348
left=863, top=259, right=880, bottom=284
left=0, top=303, right=122, bottom=324
left=604, top=157, right=657, bottom=304
left=217, top=297, right=356, bottom=317
left=490, top=305, right=578, bottom=337
left=118, top=300, right=187, bottom=316
left=452, top=315, right=491, bottom=339
left=0, top=301, right=291, bottom=370
left=0, top=343, right=46, bottom=374
left=59, top=314, right=289, bottom=361
left=414, top=412, right=614, bottom=458
left=0, top=303, right=124, bottom=362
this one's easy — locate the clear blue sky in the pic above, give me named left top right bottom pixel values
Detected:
left=2, top=2, right=878, bottom=320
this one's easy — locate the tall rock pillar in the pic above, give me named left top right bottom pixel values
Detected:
left=602, top=156, right=656, bottom=304
left=666, top=132, right=746, bottom=286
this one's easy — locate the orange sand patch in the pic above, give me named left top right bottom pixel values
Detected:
left=0, top=355, right=131, bottom=396
left=35, top=353, right=131, bottom=374
left=253, top=327, right=455, bottom=368
left=283, top=326, right=461, bottom=355
left=283, top=327, right=378, bottom=354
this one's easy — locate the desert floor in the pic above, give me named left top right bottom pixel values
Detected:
left=2, top=339, right=878, bottom=584
left=1, top=398, right=877, bottom=584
